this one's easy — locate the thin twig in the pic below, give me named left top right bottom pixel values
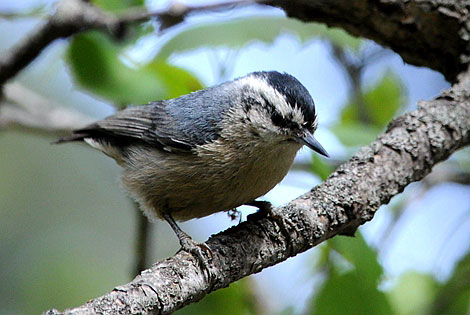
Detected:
left=133, top=201, right=152, bottom=276
left=0, top=83, right=93, bottom=134
left=0, top=0, right=267, bottom=87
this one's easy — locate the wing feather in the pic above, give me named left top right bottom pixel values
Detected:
left=58, top=83, right=234, bottom=154
left=63, top=102, right=193, bottom=153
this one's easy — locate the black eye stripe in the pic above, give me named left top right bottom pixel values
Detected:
left=270, top=111, right=300, bottom=130
left=255, top=94, right=302, bottom=130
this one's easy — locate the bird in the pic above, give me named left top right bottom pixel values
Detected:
left=56, top=71, right=328, bottom=264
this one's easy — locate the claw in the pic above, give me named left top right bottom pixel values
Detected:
left=178, top=236, right=213, bottom=275
left=163, top=213, right=214, bottom=279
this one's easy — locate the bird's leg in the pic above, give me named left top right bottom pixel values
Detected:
left=246, top=200, right=294, bottom=256
left=162, top=213, right=213, bottom=276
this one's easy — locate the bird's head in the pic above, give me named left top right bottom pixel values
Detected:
left=232, top=71, right=329, bottom=157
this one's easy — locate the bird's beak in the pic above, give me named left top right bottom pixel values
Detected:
left=297, top=131, right=329, bottom=157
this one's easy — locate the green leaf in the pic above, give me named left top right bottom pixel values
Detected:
left=91, top=0, right=144, bottom=12
left=311, top=270, right=393, bottom=315
left=431, top=253, right=470, bottom=315
left=388, top=272, right=439, bottom=315
left=333, top=72, right=405, bottom=147
left=310, top=154, right=335, bottom=181
left=364, top=73, right=405, bottom=127
left=329, top=233, right=384, bottom=286
left=341, top=72, right=405, bottom=128
left=330, top=122, right=381, bottom=147
left=157, top=16, right=361, bottom=59
left=144, top=60, right=203, bottom=99
left=175, top=279, right=259, bottom=315
left=91, top=0, right=153, bottom=44
left=310, top=236, right=390, bottom=314
left=67, top=32, right=202, bottom=105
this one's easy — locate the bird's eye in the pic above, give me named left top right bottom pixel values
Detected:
left=271, top=111, right=288, bottom=128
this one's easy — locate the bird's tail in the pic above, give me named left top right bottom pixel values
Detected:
left=52, top=133, right=89, bottom=144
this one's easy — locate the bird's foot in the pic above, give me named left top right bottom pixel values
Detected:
left=163, top=213, right=214, bottom=279
left=177, top=234, right=213, bottom=275
left=176, top=234, right=214, bottom=281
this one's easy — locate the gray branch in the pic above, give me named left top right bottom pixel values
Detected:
left=45, top=70, right=470, bottom=314
left=0, top=83, right=94, bottom=135
left=1, top=0, right=468, bottom=86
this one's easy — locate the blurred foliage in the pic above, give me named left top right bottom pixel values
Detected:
left=311, top=235, right=470, bottom=315
left=340, top=72, right=404, bottom=127
left=387, top=254, right=470, bottom=315
left=431, top=254, right=470, bottom=315
left=310, top=55, right=405, bottom=180
left=156, top=17, right=361, bottom=60
left=310, top=234, right=393, bottom=315
left=331, top=72, right=404, bottom=147
left=0, top=133, right=136, bottom=314
left=91, top=0, right=144, bottom=12
left=330, top=123, right=381, bottom=148
left=306, top=35, right=468, bottom=313
left=310, top=155, right=335, bottom=181
left=389, top=272, right=439, bottom=315
left=91, top=0, right=153, bottom=44
left=176, top=278, right=260, bottom=315
left=67, top=32, right=203, bottom=106
left=328, top=234, right=384, bottom=285
left=456, top=148, right=470, bottom=171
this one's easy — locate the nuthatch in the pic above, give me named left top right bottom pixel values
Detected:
left=58, top=71, right=328, bottom=263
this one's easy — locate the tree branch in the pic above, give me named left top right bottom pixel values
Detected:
left=45, top=70, right=470, bottom=315
left=1, top=0, right=468, bottom=85
left=0, top=83, right=93, bottom=135
left=271, top=0, right=470, bottom=82
left=0, top=0, right=265, bottom=87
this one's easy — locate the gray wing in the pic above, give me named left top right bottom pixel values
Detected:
left=59, top=84, right=234, bottom=153
left=80, top=103, right=193, bottom=152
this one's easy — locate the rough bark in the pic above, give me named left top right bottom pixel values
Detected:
left=272, top=0, right=470, bottom=82
left=46, top=72, right=470, bottom=314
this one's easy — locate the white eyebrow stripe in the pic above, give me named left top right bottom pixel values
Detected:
left=235, top=75, right=306, bottom=125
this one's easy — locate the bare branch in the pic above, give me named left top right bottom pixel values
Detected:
left=45, top=70, right=470, bottom=315
left=119, top=0, right=267, bottom=29
left=0, top=0, right=266, bottom=87
left=133, top=201, right=152, bottom=277
left=0, top=5, right=47, bottom=19
left=1, top=0, right=468, bottom=86
left=0, top=83, right=94, bottom=134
